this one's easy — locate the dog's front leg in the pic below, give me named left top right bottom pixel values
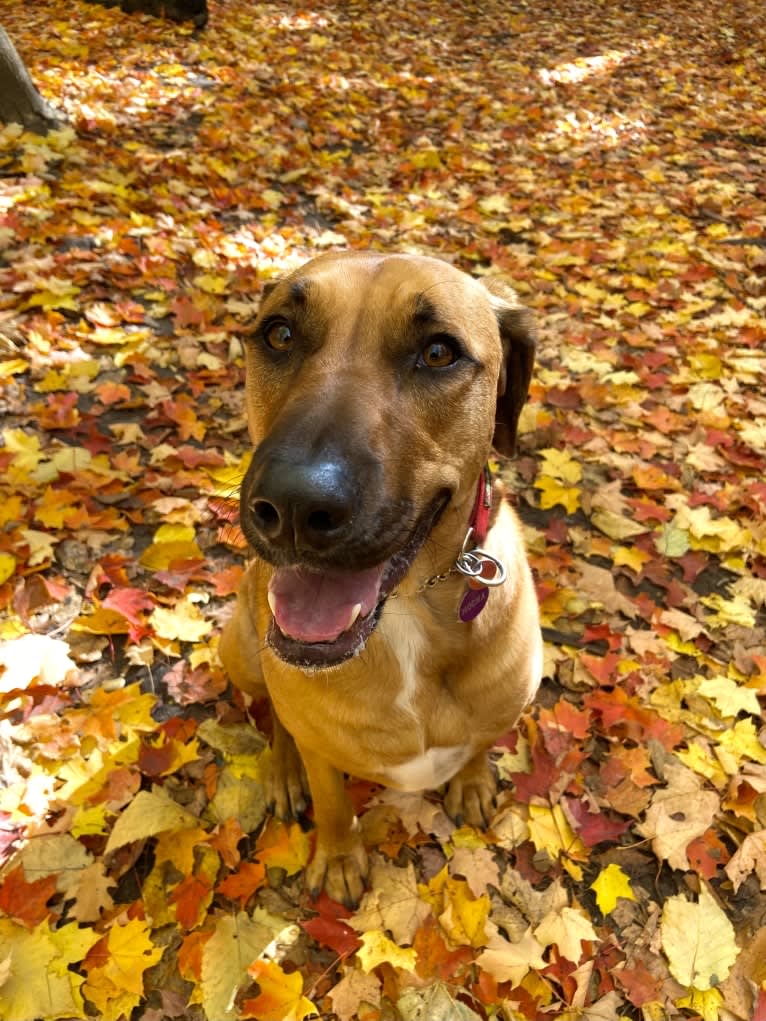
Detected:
left=299, top=746, right=368, bottom=907
left=268, top=711, right=310, bottom=822
left=444, top=751, right=497, bottom=829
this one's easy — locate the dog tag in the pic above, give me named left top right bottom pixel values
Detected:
left=458, top=586, right=489, bottom=622
left=467, top=559, right=497, bottom=590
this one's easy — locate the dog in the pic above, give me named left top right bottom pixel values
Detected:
left=219, top=251, right=543, bottom=906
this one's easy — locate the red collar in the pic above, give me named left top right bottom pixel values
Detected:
left=469, top=465, right=493, bottom=545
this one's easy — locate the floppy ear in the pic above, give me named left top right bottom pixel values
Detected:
left=483, top=279, right=537, bottom=457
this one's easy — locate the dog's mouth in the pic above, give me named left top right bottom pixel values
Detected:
left=265, top=495, right=448, bottom=670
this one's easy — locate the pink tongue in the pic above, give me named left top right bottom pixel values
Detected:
left=268, top=564, right=386, bottom=643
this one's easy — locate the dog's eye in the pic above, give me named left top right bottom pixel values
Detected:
left=418, top=337, right=459, bottom=369
left=264, top=320, right=293, bottom=352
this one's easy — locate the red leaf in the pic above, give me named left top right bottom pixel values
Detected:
left=565, top=798, right=629, bottom=847
left=301, top=891, right=360, bottom=957
left=0, top=864, right=57, bottom=928
left=102, top=586, right=155, bottom=625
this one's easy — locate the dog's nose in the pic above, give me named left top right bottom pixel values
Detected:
left=247, top=458, right=356, bottom=552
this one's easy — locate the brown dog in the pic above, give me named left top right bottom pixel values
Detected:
left=219, top=251, right=542, bottom=905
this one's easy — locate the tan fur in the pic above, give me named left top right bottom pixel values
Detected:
left=220, top=252, right=542, bottom=905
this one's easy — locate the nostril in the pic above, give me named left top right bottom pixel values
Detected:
left=306, top=508, right=337, bottom=534
left=252, top=499, right=281, bottom=535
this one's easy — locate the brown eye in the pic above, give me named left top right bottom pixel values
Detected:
left=418, top=337, right=459, bottom=369
left=264, top=321, right=293, bottom=352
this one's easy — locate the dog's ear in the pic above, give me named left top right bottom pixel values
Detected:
left=483, top=279, right=536, bottom=457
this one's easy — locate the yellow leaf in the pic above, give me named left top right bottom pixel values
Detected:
left=245, top=960, right=317, bottom=1021
left=82, top=918, right=164, bottom=1017
left=590, top=863, right=635, bottom=915
left=357, top=930, right=418, bottom=973
left=0, top=552, right=16, bottom=584
left=613, top=546, right=651, bottom=572
left=49, top=446, right=92, bottom=474
left=591, top=509, right=646, bottom=540
left=625, top=300, right=652, bottom=317
left=661, top=882, right=739, bottom=990
left=104, top=788, right=203, bottom=854
left=2, top=428, right=45, bottom=476
left=696, top=675, right=761, bottom=718
left=23, top=287, right=80, bottom=311
left=527, top=803, right=586, bottom=860
left=86, top=325, right=144, bottom=346
left=150, top=597, right=212, bottom=642
left=71, top=803, right=111, bottom=838
left=0, top=358, right=28, bottom=377
left=437, top=876, right=490, bottom=948
left=538, top=447, right=583, bottom=483
left=676, top=987, right=724, bottom=1021
left=0, top=494, right=23, bottom=527
left=71, top=606, right=131, bottom=635
left=255, top=819, right=310, bottom=875
left=140, top=538, right=204, bottom=570
left=700, top=592, right=756, bottom=628
left=0, top=919, right=100, bottom=1021
left=535, top=475, right=581, bottom=513
left=194, top=273, right=229, bottom=294
left=410, top=148, right=442, bottom=169
left=153, top=523, right=196, bottom=544
left=718, top=719, right=766, bottom=767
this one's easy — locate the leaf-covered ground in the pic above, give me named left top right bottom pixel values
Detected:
left=1, top=1, right=765, bottom=1019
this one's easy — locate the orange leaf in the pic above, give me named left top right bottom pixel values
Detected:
left=216, top=861, right=267, bottom=906
left=243, top=960, right=317, bottom=1021
left=255, top=819, right=311, bottom=875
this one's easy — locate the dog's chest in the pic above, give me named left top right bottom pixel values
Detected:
left=377, top=607, right=474, bottom=790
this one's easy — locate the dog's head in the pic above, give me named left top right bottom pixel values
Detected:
left=238, top=251, right=535, bottom=669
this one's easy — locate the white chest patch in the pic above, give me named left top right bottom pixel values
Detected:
left=379, top=605, right=428, bottom=720
left=384, top=744, right=473, bottom=791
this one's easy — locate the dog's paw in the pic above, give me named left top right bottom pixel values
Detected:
left=444, top=754, right=497, bottom=829
left=268, top=734, right=310, bottom=822
left=306, top=834, right=369, bottom=908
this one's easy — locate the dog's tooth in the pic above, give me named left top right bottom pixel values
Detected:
left=267, top=590, right=278, bottom=618
left=346, top=603, right=362, bottom=630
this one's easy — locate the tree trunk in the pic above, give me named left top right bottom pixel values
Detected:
left=0, top=27, right=61, bottom=134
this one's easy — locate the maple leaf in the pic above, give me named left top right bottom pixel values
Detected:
left=0, top=919, right=100, bottom=1021
left=243, top=960, right=317, bottom=1021
left=350, top=861, right=431, bottom=945
left=82, top=917, right=164, bottom=1017
left=357, top=930, right=418, bottom=974
left=0, top=865, right=57, bottom=928
left=217, top=860, right=268, bottom=908
left=590, top=863, right=635, bottom=915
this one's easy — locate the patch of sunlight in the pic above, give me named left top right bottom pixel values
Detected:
left=550, top=107, right=649, bottom=147
left=538, top=49, right=634, bottom=86
left=276, top=11, right=330, bottom=32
